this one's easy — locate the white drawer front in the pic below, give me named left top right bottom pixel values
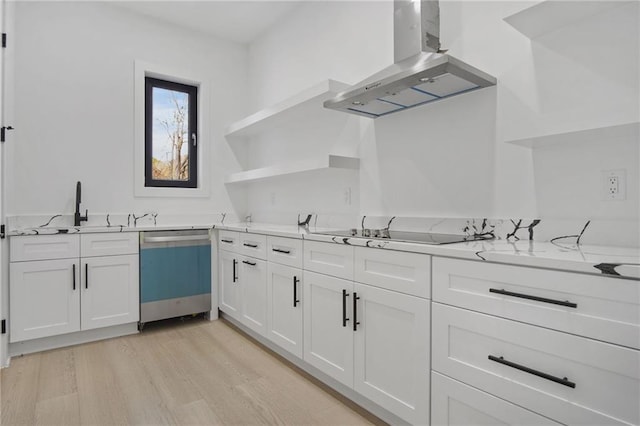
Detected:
left=239, top=233, right=267, bottom=260
left=355, top=247, right=430, bottom=298
left=10, top=235, right=80, bottom=262
left=81, top=232, right=139, bottom=257
left=432, top=303, right=640, bottom=426
left=303, top=240, right=354, bottom=280
left=431, top=372, right=561, bottom=426
left=433, top=257, right=640, bottom=349
left=267, top=236, right=303, bottom=269
left=218, top=230, right=239, bottom=252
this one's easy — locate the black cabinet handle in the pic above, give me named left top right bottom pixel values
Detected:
left=342, top=289, right=349, bottom=327
left=72, top=264, right=76, bottom=290
left=272, top=248, right=291, bottom=254
left=353, top=292, right=360, bottom=331
left=221, top=239, right=233, bottom=244
left=243, top=243, right=258, bottom=248
left=489, top=288, right=577, bottom=308
left=293, top=276, right=300, bottom=307
left=232, top=259, right=237, bottom=283
left=85, top=264, right=88, bottom=289
left=242, top=260, right=256, bottom=266
left=488, top=355, right=576, bottom=388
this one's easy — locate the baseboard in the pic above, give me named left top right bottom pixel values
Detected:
left=8, top=323, right=139, bottom=357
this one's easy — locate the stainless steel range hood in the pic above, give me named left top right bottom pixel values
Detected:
left=324, top=0, right=496, bottom=118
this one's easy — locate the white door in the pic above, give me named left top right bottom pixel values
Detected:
left=266, top=262, right=303, bottom=358
left=303, top=271, right=354, bottom=387
left=9, top=258, right=80, bottom=342
left=81, top=255, right=139, bottom=331
left=219, top=251, right=240, bottom=320
left=431, top=372, right=561, bottom=426
left=239, top=256, right=267, bottom=336
left=353, top=282, right=430, bottom=425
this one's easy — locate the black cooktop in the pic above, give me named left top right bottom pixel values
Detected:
left=313, top=229, right=492, bottom=245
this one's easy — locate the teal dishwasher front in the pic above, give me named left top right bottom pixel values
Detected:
left=139, top=229, right=211, bottom=327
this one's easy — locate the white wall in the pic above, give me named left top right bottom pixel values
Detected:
left=7, top=1, right=249, bottom=217
left=247, top=1, right=639, bottom=230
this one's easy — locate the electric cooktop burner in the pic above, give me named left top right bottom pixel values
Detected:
left=312, top=229, right=493, bottom=245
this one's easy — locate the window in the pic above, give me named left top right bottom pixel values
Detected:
left=145, top=77, right=198, bottom=188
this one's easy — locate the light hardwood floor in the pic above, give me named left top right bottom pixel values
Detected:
left=1, top=318, right=385, bottom=426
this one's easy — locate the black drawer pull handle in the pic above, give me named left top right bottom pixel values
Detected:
left=243, top=243, right=258, bottom=248
left=232, top=259, right=237, bottom=283
left=489, top=288, right=577, bottom=308
left=342, top=289, right=349, bottom=327
left=85, top=264, right=89, bottom=289
left=242, top=260, right=256, bottom=266
left=293, top=276, right=300, bottom=307
left=72, top=264, right=76, bottom=290
left=488, top=355, right=576, bottom=388
left=221, top=239, right=233, bottom=244
left=272, top=248, right=291, bottom=254
left=353, top=292, right=360, bottom=331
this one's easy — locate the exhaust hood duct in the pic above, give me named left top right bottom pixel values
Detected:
left=324, top=0, right=496, bottom=118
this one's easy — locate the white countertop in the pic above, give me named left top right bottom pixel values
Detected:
left=9, top=221, right=640, bottom=280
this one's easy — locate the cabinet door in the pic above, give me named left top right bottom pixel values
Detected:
left=303, top=271, right=354, bottom=387
left=81, top=255, right=139, bottom=331
left=219, top=251, right=240, bottom=320
left=239, top=256, right=267, bottom=335
left=267, top=262, right=303, bottom=358
left=9, top=258, right=80, bottom=342
left=353, top=282, right=430, bottom=425
left=431, top=372, right=561, bottom=426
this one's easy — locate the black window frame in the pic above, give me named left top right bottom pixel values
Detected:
left=145, top=77, right=198, bottom=188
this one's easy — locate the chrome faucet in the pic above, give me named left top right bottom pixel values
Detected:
left=74, top=181, right=88, bottom=226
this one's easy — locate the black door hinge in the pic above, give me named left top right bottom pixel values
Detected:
left=1, top=320, right=6, bottom=334
left=2, top=33, right=6, bottom=48
left=0, top=224, right=5, bottom=239
left=1, top=126, right=14, bottom=142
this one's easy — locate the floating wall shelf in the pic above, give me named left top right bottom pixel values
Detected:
left=225, top=155, right=360, bottom=184
left=504, top=0, right=633, bottom=39
left=506, top=122, right=639, bottom=148
left=225, top=79, right=350, bottom=140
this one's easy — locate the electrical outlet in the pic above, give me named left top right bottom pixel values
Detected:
left=602, top=169, right=626, bottom=200
left=344, top=187, right=352, bottom=205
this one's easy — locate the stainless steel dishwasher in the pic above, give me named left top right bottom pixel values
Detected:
left=139, top=229, right=211, bottom=328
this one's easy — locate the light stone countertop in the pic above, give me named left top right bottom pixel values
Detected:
left=9, top=221, right=640, bottom=280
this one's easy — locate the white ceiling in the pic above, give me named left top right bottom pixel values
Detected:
left=112, top=1, right=301, bottom=44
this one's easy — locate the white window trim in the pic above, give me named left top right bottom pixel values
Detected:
left=134, top=60, right=211, bottom=198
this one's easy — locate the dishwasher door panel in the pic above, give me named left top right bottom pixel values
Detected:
left=139, top=230, right=212, bottom=324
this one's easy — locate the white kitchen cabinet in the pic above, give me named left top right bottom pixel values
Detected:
left=432, top=257, right=640, bottom=349
left=239, top=233, right=268, bottom=260
left=266, top=262, right=303, bottom=358
left=303, top=240, right=354, bottom=280
left=10, top=258, right=80, bottom=342
left=219, top=250, right=240, bottom=320
left=431, top=372, right=561, bottom=426
left=353, top=282, right=430, bottom=425
left=267, top=236, right=303, bottom=269
left=239, top=256, right=267, bottom=335
left=218, top=237, right=267, bottom=337
left=10, top=234, right=140, bottom=343
left=354, top=247, right=431, bottom=298
left=219, top=230, right=240, bottom=251
left=432, top=302, right=640, bottom=426
left=81, top=254, right=139, bottom=331
left=303, top=270, right=354, bottom=387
